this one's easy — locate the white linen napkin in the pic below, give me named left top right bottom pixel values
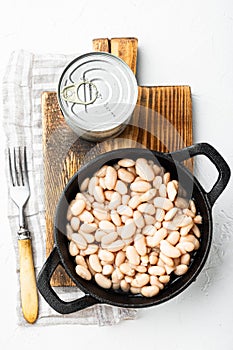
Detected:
left=2, top=50, right=137, bottom=326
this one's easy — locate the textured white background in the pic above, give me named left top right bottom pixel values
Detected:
left=0, top=0, right=233, bottom=349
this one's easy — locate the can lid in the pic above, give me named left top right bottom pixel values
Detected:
left=58, top=52, right=138, bottom=132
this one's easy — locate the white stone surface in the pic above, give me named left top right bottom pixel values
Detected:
left=0, top=0, right=233, bottom=349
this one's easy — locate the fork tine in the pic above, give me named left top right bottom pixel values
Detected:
left=8, top=148, right=15, bottom=186
left=23, top=146, right=29, bottom=185
left=18, top=147, right=25, bottom=186
left=13, top=147, right=20, bottom=186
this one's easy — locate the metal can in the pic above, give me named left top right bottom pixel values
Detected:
left=58, top=52, right=138, bottom=141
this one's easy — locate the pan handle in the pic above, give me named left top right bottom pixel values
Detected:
left=37, top=247, right=98, bottom=314
left=168, top=143, right=231, bottom=208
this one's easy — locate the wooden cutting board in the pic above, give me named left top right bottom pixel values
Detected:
left=42, top=37, right=193, bottom=287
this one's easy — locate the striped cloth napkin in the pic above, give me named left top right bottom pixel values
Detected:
left=2, top=50, right=137, bottom=326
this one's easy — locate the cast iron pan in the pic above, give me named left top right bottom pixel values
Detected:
left=37, top=143, right=230, bottom=314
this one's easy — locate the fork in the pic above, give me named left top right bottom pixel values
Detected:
left=8, top=147, right=38, bottom=324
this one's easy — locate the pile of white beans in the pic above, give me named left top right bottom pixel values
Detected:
left=66, top=158, right=202, bottom=297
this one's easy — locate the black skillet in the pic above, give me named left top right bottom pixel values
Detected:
left=37, top=143, right=230, bottom=314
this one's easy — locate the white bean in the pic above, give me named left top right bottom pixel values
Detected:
left=189, top=199, right=196, bottom=214
left=163, top=172, right=170, bottom=185
left=80, top=177, right=90, bottom=192
left=80, top=232, right=95, bottom=244
left=148, top=266, right=165, bottom=276
left=104, top=190, right=114, bottom=201
left=99, top=177, right=106, bottom=189
left=177, top=241, right=195, bottom=253
left=118, top=158, right=135, bottom=167
left=115, top=251, right=126, bottom=266
left=101, top=231, right=118, bottom=245
left=141, top=285, right=160, bottom=297
left=95, top=165, right=108, bottom=177
left=159, top=275, right=170, bottom=284
left=108, top=192, right=122, bottom=210
left=149, top=252, right=158, bottom=265
left=153, top=176, right=163, bottom=189
left=118, top=168, right=135, bottom=183
left=82, top=244, right=99, bottom=255
left=164, top=207, right=178, bottom=221
left=122, top=194, right=130, bottom=205
left=110, top=210, right=122, bottom=226
left=135, top=265, right=147, bottom=273
left=194, top=215, right=202, bottom=224
left=120, top=280, right=130, bottom=292
left=137, top=203, right=155, bottom=215
left=95, top=229, right=107, bottom=242
left=105, top=166, right=117, bottom=190
left=93, top=208, right=110, bottom=221
left=102, top=264, right=114, bottom=276
left=130, top=181, right=152, bottom=193
left=183, top=208, right=195, bottom=218
left=117, top=205, right=133, bottom=217
left=71, top=233, right=87, bottom=250
left=167, top=231, right=180, bottom=245
left=140, top=189, right=157, bottom=202
left=153, top=164, right=162, bottom=175
left=70, top=199, right=86, bottom=216
left=144, top=214, right=156, bottom=225
left=175, top=197, right=189, bottom=209
left=160, top=240, right=181, bottom=258
left=115, top=180, right=128, bottom=195
left=159, top=252, right=174, bottom=267
left=167, top=181, right=177, bottom=201
left=192, top=224, right=201, bottom=238
left=75, top=265, right=92, bottom=280
left=80, top=222, right=97, bottom=233
left=75, top=255, right=87, bottom=267
left=88, top=176, right=99, bottom=195
left=78, top=210, right=94, bottom=223
left=146, top=228, right=167, bottom=248
left=99, top=220, right=116, bottom=232
left=95, top=273, right=112, bottom=289
left=180, top=223, right=194, bottom=236
left=159, top=184, right=167, bottom=198
left=126, top=246, right=140, bottom=265
left=155, top=208, right=165, bottom=222
left=150, top=275, right=162, bottom=287
left=163, top=221, right=178, bottom=231
left=134, top=234, right=147, bottom=256
left=142, top=225, right=157, bottom=236
left=131, top=273, right=150, bottom=288
left=128, top=195, right=142, bottom=209
left=69, top=241, right=79, bottom=256
left=133, top=210, right=145, bottom=229
left=93, top=185, right=105, bottom=203
left=98, top=249, right=115, bottom=263
left=69, top=217, right=80, bottom=232
left=119, top=263, right=135, bottom=277
left=130, top=287, right=141, bottom=294
left=180, top=253, right=191, bottom=265
left=153, top=197, right=174, bottom=211
left=103, top=239, right=125, bottom=252
left=174, top=264, right=188, bottom=276
left=135, top=160, right=154, bottom=182
left=89, top=254, right=102, bottom=273
left=173, top=214, right=193, bottom=227
left=120, top=219, right=136, bottom=239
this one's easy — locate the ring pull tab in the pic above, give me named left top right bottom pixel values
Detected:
left=61, top=81, right=98, bottom=105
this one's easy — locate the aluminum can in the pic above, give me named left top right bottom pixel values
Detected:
left=58, top=52, right=138, bottom=141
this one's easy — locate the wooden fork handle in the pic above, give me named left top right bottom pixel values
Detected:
left=18, top=238, right=38, bottom=323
